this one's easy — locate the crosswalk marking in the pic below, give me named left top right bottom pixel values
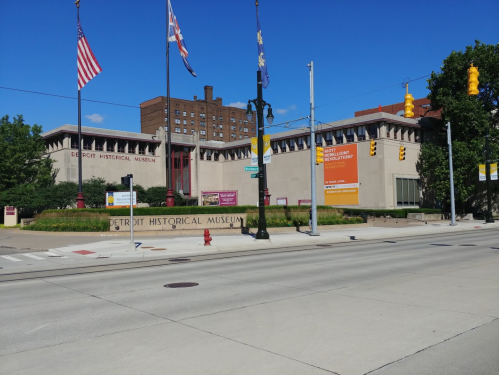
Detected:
left=22, top=254, right=45, bottom=260
left=1, top=255, right=22, bottom=262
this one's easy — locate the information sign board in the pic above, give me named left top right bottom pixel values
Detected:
left=106, top=191, right=137, bottom=209
left=323, top=144, right=359, bottom=205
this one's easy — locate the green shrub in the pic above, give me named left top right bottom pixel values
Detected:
left=246, top=211, right=363, bottom=228
left=22, top=212, right=110, bottom=232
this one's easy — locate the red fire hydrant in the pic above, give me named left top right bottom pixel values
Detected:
left=204, top=229, right=212, bottom=246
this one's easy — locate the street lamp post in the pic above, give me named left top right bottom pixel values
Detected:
left=246, top=70, right=273, bottom=240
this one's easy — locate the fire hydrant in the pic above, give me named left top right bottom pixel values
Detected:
left=204, top=229, right=212, bottom=246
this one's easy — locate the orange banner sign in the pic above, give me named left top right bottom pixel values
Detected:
left=323, top=143, right=359, bottom=205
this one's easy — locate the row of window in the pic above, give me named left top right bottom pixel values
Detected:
left=58, top=134, right=158, bottom=155
left=165, top=108, right=254, bottom=125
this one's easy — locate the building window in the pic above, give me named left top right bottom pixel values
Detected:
left=396, top=178, right=420, bottom=206
left=165, top=117, right=168, bottom=122
left=191, top=120, right=194, bottom=125
left=213, top=115, right=216, bottom=120
left=325, top=132, right=333, bottom=146
left=175, top=128, right=181, bottom=133
left=220, top=133, right=223, bottom=137
left=244, top=135, right=248, bottom=139
left=219, top=125, right=223, bottom=129
left=200, top=113, right=206, bottom=118
left=118, top=140, right=126, bottom=153
left=239, top=135, right=242, bottom=139
left=71, top=134, right=78, bottom=149
left=231, top=117, right=236, bottom=122
left=401, top=127, right=405, bottom=141
left=94, top=137, right=103, bottom=151
left=244, top=120, right=248, bottom=124
left=148, top=144, right=156, bottom=156
left=183, top=120, right=187, bottom=125
left=175, top=119, right=181, bottom=125
left=200, top=130, right=206, bottom=135
left=394, top=126, right=398, bottom=140
left=239, top=119, right=242, bottom=124
left=315, top=133, right=322, bottom=146
left=138, top=142, right=146, bottom=155
left=306, top=135, right=311, bottom=148
left=297, top=137, right=304, bottom=150
left=213, top=132, right=216, bottom=137
left=164, top=108, right=168, bottom=114
left=239, top=127, right=242, bottom=131
left=408, top=129, right=412, bottom=142
left=231, top=125, right=236, bottom=130
left=107, top=139, right=115, bottom=152
left=174, top=110, right=180, bottom=115
left=219, top=116, right=223, bottom=121
left=231, top=133, right=236, bottom=138
left=200, top=121, right=206, bottom=127
left=281, top=139, right=287, bottom=152
left=357, top=126, right=366, bottom=141
left=128, top=141, right=136, bottom=153
left=369, top=124, right=378, bottom=139
left=200, top=138, right=206, bottom=142
left=243, top=127, right=248, bottom=133
left=335, top=130, right=343, bottom=144
left=191, top=112, right=194, bottom=117
left=289, top=138, right=295, bottom=151
left=213, top=124, right=216, bottom=128
left=183, top=111, right=186, bottom=116
left=272, top=141, right=279, bottom=154
left=205, top=149, right=212, bottom=161
left=252, top=128, right=255, bottom=133
left=83, top=136, right=92, bottom=150
left=184, top=129, right=187, bottom=134
left=191, top=129, right=194, bottom=134
left=346, top=128, right=354, bottom=142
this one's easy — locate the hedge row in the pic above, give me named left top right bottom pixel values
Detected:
left=342, top=208, right=442, bottom=218
left=42, top=205, right=343, bottom=217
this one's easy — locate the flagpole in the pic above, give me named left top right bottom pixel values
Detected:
left=166, top=0, right=174, bottom=207
left=76, top=0, right=85, bottom=209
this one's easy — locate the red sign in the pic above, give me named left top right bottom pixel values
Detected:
left=5, top=206, right=15, bottom=215
left=201, top=191, right=238, bottom=206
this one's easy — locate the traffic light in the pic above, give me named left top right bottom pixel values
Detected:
left=467, top=63, right=479, bottom=96
left=404, top=94, right=414, bottom=118
left=370, top=139, right=377, bottom=156
left=316, top=146, right=324, bottom=164
left=399, top=146, right=406, bottom=161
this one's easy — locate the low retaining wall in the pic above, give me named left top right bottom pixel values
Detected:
left=109, top=213, right=247, bottom=232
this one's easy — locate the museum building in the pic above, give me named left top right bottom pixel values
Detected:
left=42, top=112, right=431, bottom=209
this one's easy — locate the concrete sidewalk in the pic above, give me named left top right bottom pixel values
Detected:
left=48, top=220, right=498, bottom=260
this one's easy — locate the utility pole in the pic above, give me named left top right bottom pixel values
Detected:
left=308, top=61, right=319, bottom=236
left=485, top=127, right=495, bottom=223
left=447, top=122, right=457, bottom=226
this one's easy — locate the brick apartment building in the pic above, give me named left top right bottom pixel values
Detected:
left=355, top=97, right=442, bottom=120
left=140, top=86, right=255, bottom=142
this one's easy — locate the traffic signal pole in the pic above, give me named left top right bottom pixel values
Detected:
left=485, top=127, right=495, bottom=223
left=447, top=122, right=457, bottom=226
left=308, top=61, right=319, bottom=236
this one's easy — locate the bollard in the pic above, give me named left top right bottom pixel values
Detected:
left=204, top=229, right=212, bottom=246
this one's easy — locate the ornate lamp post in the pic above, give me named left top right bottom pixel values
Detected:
left=246, top=70, right=274, bottom=240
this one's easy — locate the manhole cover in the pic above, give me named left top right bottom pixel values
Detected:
left=151, top=248, right=167, bottom=251
left=316, top=244, right=332, bottom=247
left=459, top=244, right=476, bottom=246
left=164, top=282, right=198, bottom=288
left=169, top=258, right=191, bottom=262
left=430, top=244, right=453, bottom=246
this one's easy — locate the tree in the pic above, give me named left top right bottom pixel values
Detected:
left=144, top=186, right=185, bottom=207
left=419, top=41, right=499, bottom=212
left=0, top=115, right=54, bottom=192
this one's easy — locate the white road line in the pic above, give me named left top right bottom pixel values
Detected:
left=22, top=254, right=45, bottom=260
left=1, top=255, right=22, bottom=262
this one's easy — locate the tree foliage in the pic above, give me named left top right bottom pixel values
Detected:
left=418, top=41, right=499, bottom=211
left=0, top=115, right=54, bottom=191
left=143, top=186, right=185, bottom=207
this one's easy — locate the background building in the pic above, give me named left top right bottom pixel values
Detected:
left=140, top=86, right=256, bottom=143
left=355, top=97, right=442, bottom=120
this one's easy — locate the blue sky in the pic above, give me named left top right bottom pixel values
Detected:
left=1, top=0, right=498, bottom=135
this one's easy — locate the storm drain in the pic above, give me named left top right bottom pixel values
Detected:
left=169, top=258, right=191, bottom=262
left=164, top=282, right=198, bottom=288
left=383, top=241, right=397, bottom=243
left=459, top=244, right=476, bottom=246
left=316, top=244, right=332, bottom=247
left=431, top=244, right=453, bottom=246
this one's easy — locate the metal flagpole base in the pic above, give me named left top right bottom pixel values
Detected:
left=309, top=232, right=320, bottom=236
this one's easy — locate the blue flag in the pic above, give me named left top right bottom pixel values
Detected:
left=168, top=0, right=196, bottom=77
left=257, top=12, right=269, bottom=88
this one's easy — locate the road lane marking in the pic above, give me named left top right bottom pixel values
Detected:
left=1, top=255, right=22, bottom=262
left=22, top=254, right=45, bottom=260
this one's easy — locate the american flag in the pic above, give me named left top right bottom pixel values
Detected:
left=168, top=0, right=196, bottom=77
left=77, top=20, right=102, bottom=90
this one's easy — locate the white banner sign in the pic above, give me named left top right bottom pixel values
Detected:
left=106, top=191, right=137, bottom=209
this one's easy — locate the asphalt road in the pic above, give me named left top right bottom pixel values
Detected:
left=0, top=230, right=498, bottom=374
